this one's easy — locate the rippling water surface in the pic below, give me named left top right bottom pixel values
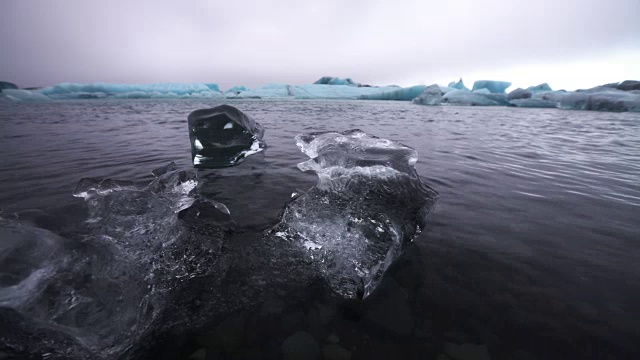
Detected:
left=1, top=99, right=639, bottom=359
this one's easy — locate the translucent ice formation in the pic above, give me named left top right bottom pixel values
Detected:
left=0, top=164, right=230, bottom=358
left=472, top=80, right=512, bottom=94
left=413, top=84, right=442, bottom=105
left=272, top=130, right=438, bottom=299
left=188, top=105, right=266, bottom=168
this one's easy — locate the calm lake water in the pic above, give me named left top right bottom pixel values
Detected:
left=1, top=99, right=639, bottom=360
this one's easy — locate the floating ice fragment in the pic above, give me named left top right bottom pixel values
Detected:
left=272, top=130, right=438, bottom=299
left=188, top=105, right=266, bottom=168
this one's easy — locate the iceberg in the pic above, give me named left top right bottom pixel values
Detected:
left=443, top=89, right=511, bottom=106
left=292, top=84, right=399, bottom=99
left=558, top=90, right=640, bottom=112
left=0, top=81, right=18, bottom=91
left=527, top=83, right=553, bottom=93
left=228, top=83, right=407, bottom=100
left=188, top=105, right=266, bottom=168
left=413, top=84, right=442, bottom=105
left=448, top=78, right=470, bottom=91
left=2, top=89, right=51, bottom=102
left=359, top=85, right=426, bottom=101
left=507, top=88, right=532, bottom=100
left=615, top=80, right=640, bottom=91
left=226, top=83, right=293, bottom=99
left=472, top=80, right=512, bottom=94
left=3, top=82, right=225, bottom=101
left=272, top=130, right=438, bottom=299
left=313, top=76, right=360, bottom=86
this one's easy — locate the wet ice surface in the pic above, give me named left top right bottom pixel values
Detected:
left=1, top=100, right=639, bottom=359
left=273, top=130, right=437, bottom=299
left=188, top=105, right=266, bottom=168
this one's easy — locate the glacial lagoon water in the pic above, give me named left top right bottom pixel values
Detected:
left=0, top=99, right=639, bottom=359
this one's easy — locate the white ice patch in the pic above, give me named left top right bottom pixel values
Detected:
left=223, top=122, right=234, bottom=129
left=194, top=139, right=203, bottom=150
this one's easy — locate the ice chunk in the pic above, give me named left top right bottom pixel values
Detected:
left=442, top=89, right=510, bottom=106
left=448, top=78, right=470, bottom=91
left=313, top=76, right=360, bottom=86
left=507, top=88, right=532, bottom=100
left=0, top=81, right=18, bottom=91
left=526, top=83, right=552, bottom=93
left=272, top=130, right=438, bottom=299
left=188, top=105, right=266, bottom=168
left=3, top=163, right=230, bottom=357
left=2, top=89, right=51, bottom=102
left=413, top=84, right=442, bottom=105
left=472, top=80, right=512, bottom=94
left=359, top=85, right=426, bottom=101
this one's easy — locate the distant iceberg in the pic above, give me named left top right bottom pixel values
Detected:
left=359, top=85, right=427, bottom=101
left=472, top=80, right=512, bottom=94
left=412, top=84, right=442, bottom=105
left=448, top=78, right=470, bottom=91
left=313, top=76, right=360, bottom=86
left=5, top=82, right=224, bottom=101
left=0, top=81, right=18, bottom=91
left=442, top=89, right=510, bottom=106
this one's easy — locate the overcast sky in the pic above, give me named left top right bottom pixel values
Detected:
left=1, top=0, right=639, bottom=91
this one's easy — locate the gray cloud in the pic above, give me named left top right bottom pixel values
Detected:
left=1, top=0, right=639, bottom=90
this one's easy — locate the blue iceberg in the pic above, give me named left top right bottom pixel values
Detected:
left=224, top=85, right=248, bottom=95
left=2, top=89, right=51, bottom=102
left=0, top=81, right=18, bottom=91
left=448, top=79, right=470, bottom=91
left=443, top=89, right=510, bottom=106
left=3, top=82, right=225, bottom=101
left=359, top=85, right=426, bottom=101
left=413, top=84, right=442, bottom=105
left=527, top=83, right=553, bottom=93
left=188, top=105, right=266, bottom=168
left=226, top=83, right=293, bottom=99
left=472, top=80, right=512, bottom=94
